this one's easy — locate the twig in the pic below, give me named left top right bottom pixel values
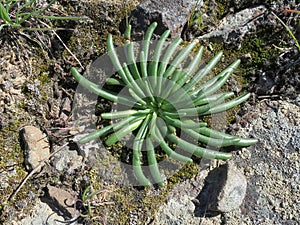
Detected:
left=8, top=143, right=68, bottom=202
left=272, top=44, right=293, bottom=51
left=257, top=94, right=280, bottom=99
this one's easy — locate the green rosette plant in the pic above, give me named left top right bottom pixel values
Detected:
left=71, top=22, right=257, bottom=186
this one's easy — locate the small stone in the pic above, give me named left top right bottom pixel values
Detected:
left=11, top=199, right=65, bottom=225
left=214, top=162, right=247, bottom=212
left=153, top=195, right=199, bottom=225
left=20, top=126, right=50, bottom=171
left=46, top=185, right=79, bottom=218
left=196, top=161, right=247, bottom=214
left=240, top=53, right=252, bottom=62
left=52, top=147, right=83, bottom=172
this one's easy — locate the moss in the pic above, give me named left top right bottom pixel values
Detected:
left=101, top=185, right=166, bottom=225
left=167, top=162, right=199, bottom=186
left=84, top=156, right=206, bottom=224
left=200, top=29, right=280, bottom=87
left=215, top=0, right=233, bottom=19
left=239, top=33, right=280, bottom=72
left=0, top=26, right=54, bottom=224
left=38, top=72, right=50, bottom=85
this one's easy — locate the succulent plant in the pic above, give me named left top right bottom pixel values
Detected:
left=71, top=22, right=257, bottom=186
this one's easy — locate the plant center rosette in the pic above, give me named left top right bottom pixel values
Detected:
left=71, top=22, right=257, bottom=186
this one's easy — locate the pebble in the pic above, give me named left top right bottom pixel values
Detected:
left=52, top=146, right=83, bottom=172
left=20, top=126, right=50, bottom=171
left=154, top=195, right=200, bottom=225
left=212, top=162, right=247, bottom=212
left=46, top=185, right=79, bottom=218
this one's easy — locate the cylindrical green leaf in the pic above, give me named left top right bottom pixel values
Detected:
left=167, top=131, right=232, bottom=160
left=107, top=34, right=130, bottom=85
left=105, top=118, right=144, bottom=146
left=126, top=42, right=143, bottom=80
left=199, top=93, right=250, bottom=115
left=182, top=51, right=223, bottom=93
left=197, top=60, right=241, bottom=98
left=162, top=114, right=207, bottom=129
left=71, top=67, right=134, bottom=106
left=149, top=29, right=171, bottom=93
left=80, top=116, right=141, bottom=143
left=197, top=127, right=258, bottom=146
left=176, top=46, right=204, bottom=87
left=142, top=22, right=158, bottom=65
left=101, top=109, right=151, bottom=119
left=163, top=40, right=198, bottom=79
left=183, top=128, right=239, bottom=147
left=147, top=138, right=164, bottom=186
left=153, top=126, right=193, bottom=163
left=106, top=77, right=125, bottom=86
left=193, top=92, right=234, bottom=106
left=123, top=62, right=146, bottom=98
left=132, top=114, right=152, bottom=186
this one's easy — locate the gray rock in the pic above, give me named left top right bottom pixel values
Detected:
left=153, top=161, right=223, bottom=225
left=52, top=145, right=83, bottom=172
left=154, top=195, right=198, bottom=225
left=8, top=200, right=67, bottom=225
left=223, top=99, right=300, bottom=224
left=122, top=0, right=201, bottom=39
left=211, top=162, right=247, bottom=213
left=194, top=162, right=247, bottom=215
left=20, top=126, right=50, bottom=171
left=198, top=5, right=266, bottom=47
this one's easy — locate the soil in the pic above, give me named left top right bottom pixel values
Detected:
left=0, top=0, right=299, bottom=225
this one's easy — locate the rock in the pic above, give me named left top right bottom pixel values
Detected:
left=214, top=162, right=247, bottom=212
left=52, top=145, right=83, bottom=172
left=44, top=185, right=79, bottom=219
left=20, top=126, right=50, bottom=171
left=154, top=195, right=198, bottom=225
left=195, top=161, right=247, bottom=215
left=8, top=199, right=66, bottom=225
left=198, top=5, right=267, bottom=47
left=225, top=99, right=300, bottom=224
left=153, top=161, right=223, bottom=225
left=121, top=0, right=201, bottom=39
